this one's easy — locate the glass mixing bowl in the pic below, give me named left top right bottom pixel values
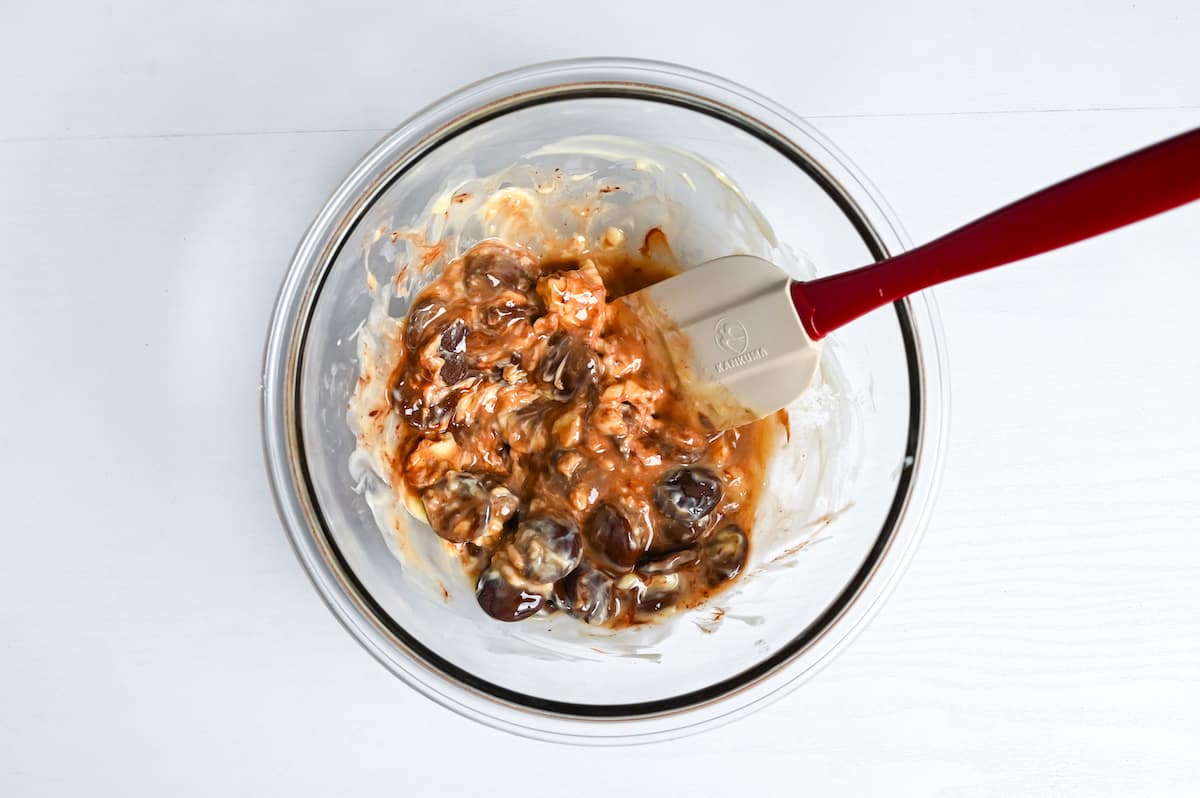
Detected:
left=262, top=58, right=948, bottom=744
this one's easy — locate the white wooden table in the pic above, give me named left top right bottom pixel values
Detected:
left=2, top=2, right=1197, bottom=794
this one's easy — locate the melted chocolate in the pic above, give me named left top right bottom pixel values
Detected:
left=389, top=240, right=777, bottom=625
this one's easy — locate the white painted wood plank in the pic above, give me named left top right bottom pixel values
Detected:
left=2, top=0, right=1197, bottom=141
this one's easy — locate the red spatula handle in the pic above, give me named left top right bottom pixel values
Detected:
left=790, top=127, right=1200, bottom=340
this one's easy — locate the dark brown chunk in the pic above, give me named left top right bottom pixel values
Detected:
left=554, top=565, right=620, bottom=625
left=404, top=298, right=448, bottom=350
left=437, top=319, right=470, bottom=385
left=482, top=299, right=539, bottom=331
left=585, top=503, right=642, bottom=571
left=638, top=548, right=700, bottom=574
left=500, top=401, right=555, bottom=454
left=463, top=243, right=536, bottom=299
left=476, top=569, right=544, bottom=622
left=537, top=331, right=597, bottom=401
left=393, top=378, right=459, bottom=432
left=705, top=525, right=749, bottom=583
left=422, top=472, right=491, bottom=543
left=511, top=515, right=582, bottom=584
left=653, top=467, right=723, bottom=524
left=650, top=424, right=710, bottom=464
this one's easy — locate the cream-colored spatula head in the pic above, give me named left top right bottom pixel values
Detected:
left=621, top=255, right=820, bottom=429
left=620, top=127, right=1200, bottom=429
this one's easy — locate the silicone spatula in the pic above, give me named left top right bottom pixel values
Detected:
left=622, top=127, right=1200, bottom=428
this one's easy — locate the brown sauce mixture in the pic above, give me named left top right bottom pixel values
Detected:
left=386, top=237, right=778, bottom=625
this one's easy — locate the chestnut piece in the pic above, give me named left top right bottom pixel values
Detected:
left=476, top=569, right=544, bottom=622
left=511, top=515, right=582, bottom=584
left=555, top=565, right=620, bottom=625
left=463, top=243, right=536, bottom=300
left=585, top=503, right=642, bottom=571
left=653, top=467, right=723, bottom=524
left=705, top=525, right=749, bottom=582
left=537, top=331, right=596, bottom=401
left=422, top=472, right=491, bottom=543
left=404, top=298, right=448, bottom=350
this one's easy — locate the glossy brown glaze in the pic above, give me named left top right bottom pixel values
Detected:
left=387, top=237, right=778, bottom=626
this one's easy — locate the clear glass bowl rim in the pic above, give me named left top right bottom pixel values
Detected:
left=261, top=57, right=950, bottom=745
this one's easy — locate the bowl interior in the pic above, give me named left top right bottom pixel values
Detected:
left=296, top=95, right=918, bottom=713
